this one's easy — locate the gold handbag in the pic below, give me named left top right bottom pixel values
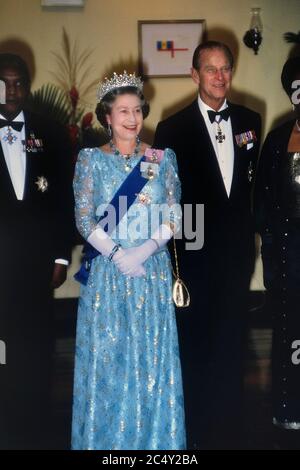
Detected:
left=172, top=238, right=190, bottom=308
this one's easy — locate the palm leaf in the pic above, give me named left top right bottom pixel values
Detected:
left=28, top=83, right=71, bottom=125
left=51, top=52, right=70, bottom=77
left=75, top=107, right=85, bottom=124
left=77, top=65, right=95, bottom=90
left=70, top=39, right=78, bottom=86
left=77, top=49, right=94, bottom=73
left=49, top=73, right=69, bottom=92
left=80, top=81, right=99, bottom=100
left=51, top=29, right=97, bottom=99
left=62, top=28, right=72, bottom=73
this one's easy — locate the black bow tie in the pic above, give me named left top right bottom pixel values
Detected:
left=207, top=108, right=230, bottom=123
left=0, top=119, right=24, bottom=132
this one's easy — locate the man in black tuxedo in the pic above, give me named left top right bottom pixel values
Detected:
left=0, top=53, right=74, bottom=448
left=154, top=41, right=261, bottom=449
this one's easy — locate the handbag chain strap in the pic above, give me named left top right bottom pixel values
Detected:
left=172, top=237, right=180, bottom=279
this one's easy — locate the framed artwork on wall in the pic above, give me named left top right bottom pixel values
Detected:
left=138, top=20, right=206, bottom=78
left=41, top=0, right=85, bottom=7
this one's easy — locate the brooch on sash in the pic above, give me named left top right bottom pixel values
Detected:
left=23, top=132, right=44, bottom=153
left=135, top=192, right=152, bottom=204
left=235, top=130, right=257, bottom=148
left=140, top=148, right=164, bottom=180
left=35, top=176, right=48, bottom=192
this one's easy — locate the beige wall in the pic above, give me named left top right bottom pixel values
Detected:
left=0, top=0, right=299, bottom=137
left=0, top=0, right=299, bottom=295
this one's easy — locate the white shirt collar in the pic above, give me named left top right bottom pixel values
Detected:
left=197, top=95, right=228, bottom=123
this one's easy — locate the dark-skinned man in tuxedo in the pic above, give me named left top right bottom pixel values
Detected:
left=0, top=53, right=74, bottom=448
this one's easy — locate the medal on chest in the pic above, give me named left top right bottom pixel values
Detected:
left=215, top=116, right=225, bottom=144
left=3, top=126, right=17, bottom=145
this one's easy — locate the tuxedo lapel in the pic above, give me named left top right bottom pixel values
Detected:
left=23, top=111, right=46, bottom=199
left=228, top=102, right=261, bottom=202
left=0, top=141, right=17, bottom=199
left=228, top=104, right=242, bottom=198
left=189, top=101, right=228, bottom=200
left=23, top=111, right=33, bottom=199
left=228, top=102, right=257, bottom=201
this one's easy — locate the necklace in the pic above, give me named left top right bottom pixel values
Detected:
left=296, top=119, right=300, bottom=132
left=109, top=137, right=140, bottom=172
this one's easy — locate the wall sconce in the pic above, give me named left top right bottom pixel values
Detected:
left=243, top=7, right=263, bottom=55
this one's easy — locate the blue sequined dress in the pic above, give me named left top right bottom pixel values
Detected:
left=71, top=147, right=186, bottom=450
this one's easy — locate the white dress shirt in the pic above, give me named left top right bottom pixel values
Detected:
left=198, top=96, right=234, bottom=197
left=0, top=111, right=26, bottom=200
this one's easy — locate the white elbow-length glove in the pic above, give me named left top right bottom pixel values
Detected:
left=113, top=224, right=173, bottom=276
left=87, top=226, right=145, bottom=277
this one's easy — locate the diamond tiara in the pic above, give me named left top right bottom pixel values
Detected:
left=96, top=71, right=144, bottom=102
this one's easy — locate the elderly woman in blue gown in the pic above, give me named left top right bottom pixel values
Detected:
left=71, top=72, right=186, bottom=450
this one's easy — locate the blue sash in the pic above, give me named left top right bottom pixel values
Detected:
left=74, top=155, right=149, bottom=285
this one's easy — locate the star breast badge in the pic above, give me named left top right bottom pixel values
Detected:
left=35, top=176, right=48, bottom=192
